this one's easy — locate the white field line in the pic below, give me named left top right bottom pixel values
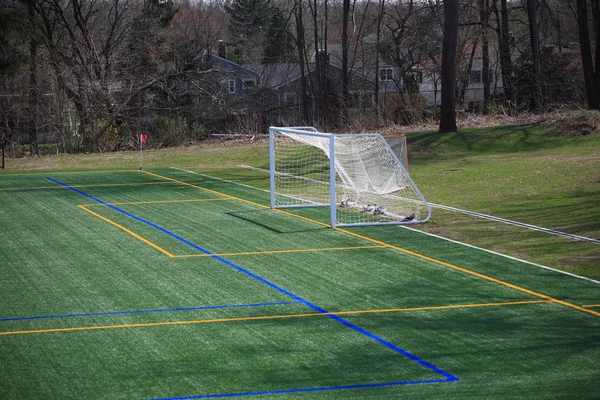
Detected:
left=400, top=225, right=600, bottom=285
left=429, top=203, right=600, bottom=245
left=238, top=164, right=600, bottom=245
left=170, top=167, right=600, bottom=285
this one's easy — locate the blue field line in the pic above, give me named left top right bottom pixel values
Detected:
left=47, top=177, right=460, bottom=390
left=0, top=302, right=300, bottom=322
left=152, top=378, right=453, bottom=399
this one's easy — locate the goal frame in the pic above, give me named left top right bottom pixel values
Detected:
left=269, top=126, right=432, bottom=228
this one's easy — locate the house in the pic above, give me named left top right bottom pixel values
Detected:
left=194, top=46, right=406, bottom=129
left=415, top=43, right=506, bottom=111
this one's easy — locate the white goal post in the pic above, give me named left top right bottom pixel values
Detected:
left=269, top=126, right=431, bottom=227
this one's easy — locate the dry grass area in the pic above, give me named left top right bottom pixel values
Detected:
left=379, top=109, right=600, bottom=136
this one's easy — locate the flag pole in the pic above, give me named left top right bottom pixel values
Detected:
left=139, top=133, right=143, bottom=170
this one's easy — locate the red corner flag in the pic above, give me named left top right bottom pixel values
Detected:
left=139, top=134, right=147, bottom=170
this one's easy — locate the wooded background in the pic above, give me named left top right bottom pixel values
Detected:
left=0, top=0, right=597, bottom=153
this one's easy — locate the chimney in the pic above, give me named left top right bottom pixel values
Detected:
left=218, top=41, right=226, bottom=58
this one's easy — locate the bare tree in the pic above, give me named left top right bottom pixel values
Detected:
left=374, top=0, right=385, bottom=118
left=479, top=0, right=491, bottom=114
left=576, top=0, right=600, bottom=109
left=26, top=0, right=39, bottom=155
left=293, top=0, right=311, bottom=124
left=439, top=0, right=458, bottom=132
left=492, top=0, right=514, bottom=107
left=341, top=0, right=351, bottom=115
left=32, top=0, right=185, bottom=151
left=527, top=0, right=543, bottom=110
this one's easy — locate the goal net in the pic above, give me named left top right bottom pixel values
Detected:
left=269, top=127, right=431, bottom=227
left=383, top=133, right=408, bottom=171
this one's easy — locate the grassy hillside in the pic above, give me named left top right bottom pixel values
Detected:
left=406, top=123, right=599, bottom=279
left=1, top=118, right=598, bottom=280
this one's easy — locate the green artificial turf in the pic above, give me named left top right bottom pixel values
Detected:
left=1, top=169, right=598, bottom=399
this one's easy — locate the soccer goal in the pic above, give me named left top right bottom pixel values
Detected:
left=269, top=126, right=431, bottom=227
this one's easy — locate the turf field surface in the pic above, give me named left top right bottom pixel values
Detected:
left=0, top=168, right=599, bottom=399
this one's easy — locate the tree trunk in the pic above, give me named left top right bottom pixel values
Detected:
left=494, top=0, right=513, bottom=107
left=439, top=0, right=458, bottom=133
left=480, top=0, right=490, bottom=114
left=460, top=38, right=479, bottom=105
left=27, top=0, right=39, bottom=156
left=295, top=0, right=310, bottom=124
left=341, top=0, right=350, bottom=117
left=374, top=0, right=385, bottom=121
left=527, top=0, right=543, bottom=110
left=577, top=0, right=600, bottom=109
left=312, top=0, right=321, bottom=119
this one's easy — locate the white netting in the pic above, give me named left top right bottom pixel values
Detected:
left=271, top=127, right=430, bottom=226
left=383, top=134, right=408, bottom=171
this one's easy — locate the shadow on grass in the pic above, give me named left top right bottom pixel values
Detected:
left=492, top=191, right=600, bottom=237
left=407, top=125, right=577, bottom=165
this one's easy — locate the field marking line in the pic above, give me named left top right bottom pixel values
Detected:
left=81, top=198, right=230, bottom=207
left=172, top=167, right=600, bottom=286
left=157, top=169, right=600, bottom=318
left=0, top=185, right=64, bottom=191
left=1, top=301, right=301, bottom=322
left=175, top=245, right=385, bottom=258
left=428, top=202, right=600, bottom=245
left=151, top=378, right=452, bottom=400
left=583, top=304, right=600, bottom=308
left=0, top=181, right=177, bottom=192
left=0, top=300, right=548, bottom=336
left=73, top=182, right=178, bottom=188
left=400, top=226, right=600, bottom=285
left=0, top=170, right=126, bottom=179
left=78, top=205, right=176, bottom=258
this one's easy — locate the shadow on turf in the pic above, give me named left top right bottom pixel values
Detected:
left=227, top=209, right=328, bottom=234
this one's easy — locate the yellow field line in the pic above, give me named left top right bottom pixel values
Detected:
left=583, top=304, right=600, bottom=308
left=0, top=181, right=177, bottom=191
left=74, top=182, right=177, bottom=188
left=175, top=245, right=385, bottom=258
left=1, top=170, right=130, bottom=178
left=140, top=171, right=600, bottom=319
left=78, top=205, right=176, bottom=258
left=336, top=228, right=600, bottom=318
left=82, top=198, right=230, bottom=207
left=0, top=300, right=548, bottom=336
left=0, top=185, right=64, bottom=191
left=140, top=171, right=280, bottom=210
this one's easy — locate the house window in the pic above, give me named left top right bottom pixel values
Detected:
left=242, top=79, right=256, bottom=90
left=470, top=70, right=482, bottom=83
left=227, top=79, right=236, bottom=94
left=380, top=68, right=395, bottom=81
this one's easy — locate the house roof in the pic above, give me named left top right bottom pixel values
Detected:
left=208, top=54, right=260, bottom=78
left=245, top=63, right=317, bottom=89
